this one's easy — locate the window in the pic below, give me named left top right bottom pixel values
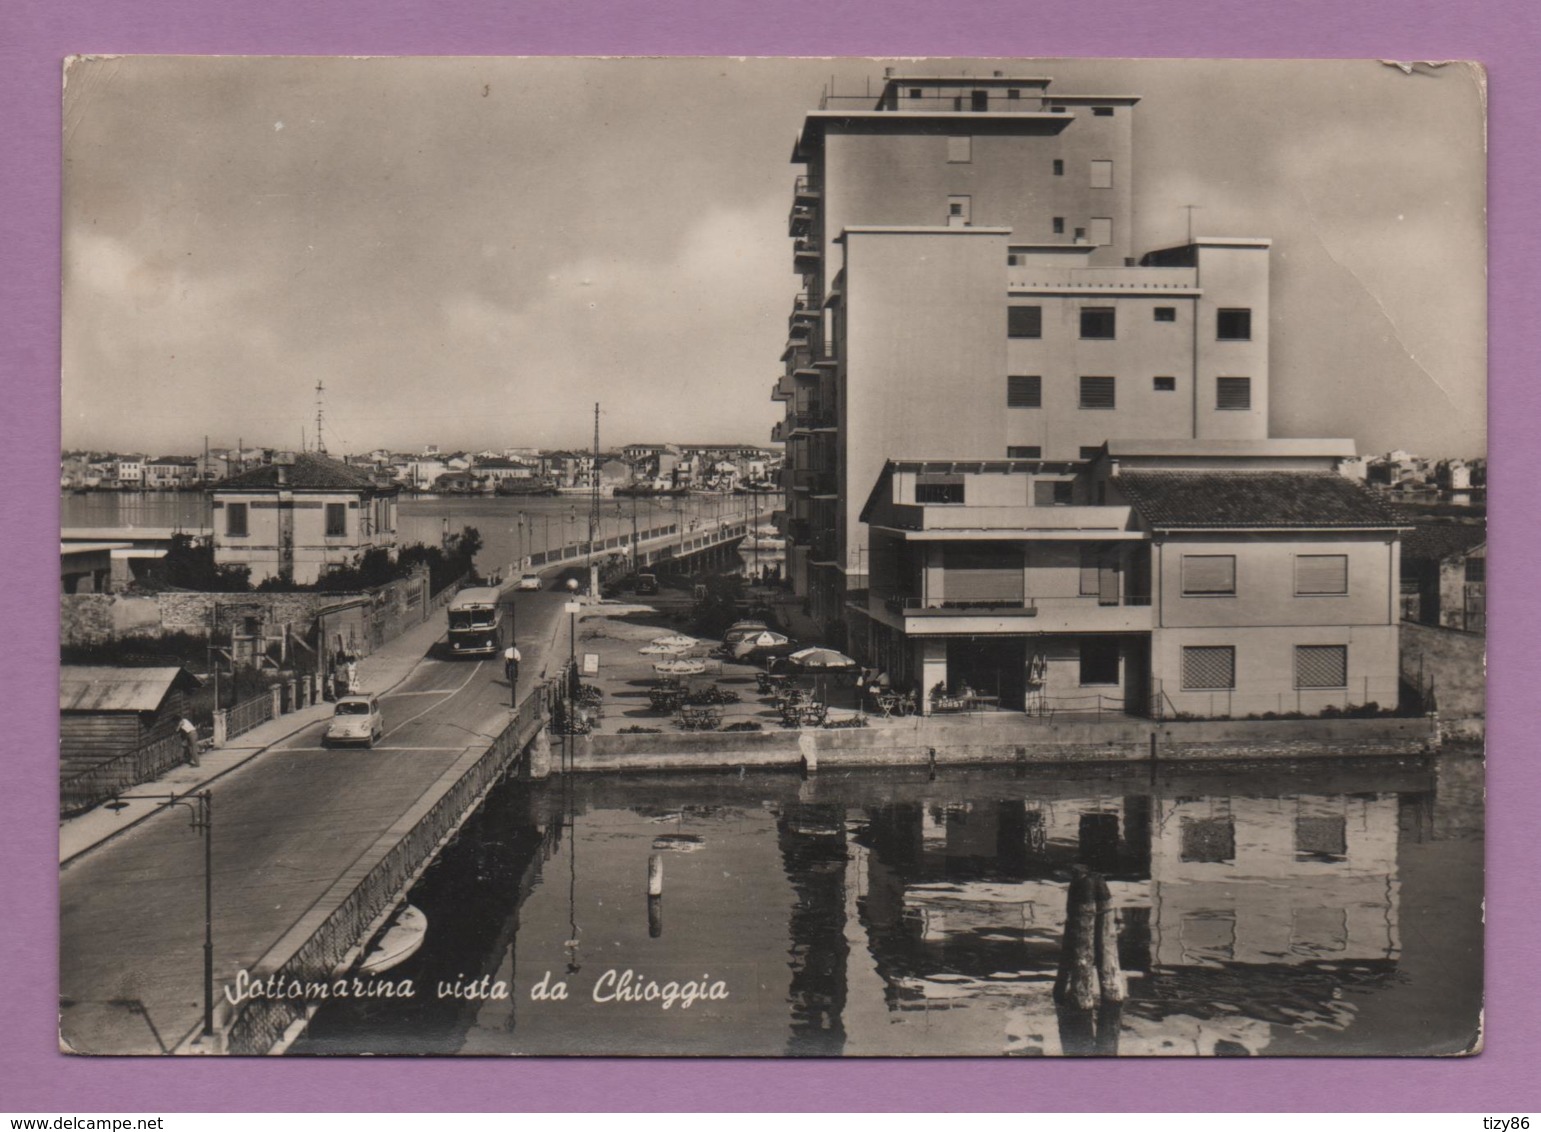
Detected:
left=1154, top=307, right=1176, bottom=322
left=1007, top=446, right=1042, bottom=459
left=908, top=87, right=922, bottom=99
left=1089, top=217, right=1113, bottom=246
left=1034, top=480, right=1074, bottom=506
left=1465, top=557, right=1485, bottom=583
left=1216, top=376, right=1252, bottom=410
left=971, top=90, right=988, bottom=112
left=1052, top=158, right=1064, bottom=176
left=1090, top=160, right=1113, bottom=188
left=1079, top=446, right=1103, bottom=461
left=1007, top=88, right=1021, bottom=100
left=1217, top=308, right=1252, bottom=340
left=226, top=502, right=249, bottom=537
left=1182, top=555, right=1236, bottom=596
left=1092, top=106, right=1114, bottom=117
left=1079, top=376, right=1116, bottom=409
left=1007, top=252, right=1023, bottom=266
left=1296, top=816, right=1347, bottom=862
left=1052, top=217, right=1065, bottom=235
left=1182, top=646, right=1236, bottom=690
left=915, top=476, right=964, bottom=505
left=326, top=502, right=347, bottom=537
left=946, top=194, right=971, bottom=226
left=1295, top=555, right=1348, bottom=595
left=947, top=135, right=972, bottom=163
left=1180, top=819, right=1236, bottom=863
left=1295, top=645, right=1348, bottom=689
left=1154, top=376, right=1177, bottom=392
left=1079, top=638, right=1121, bottom=685
left=1074, top=227, right=1087, bottom=240
left=1007, top=375, right=1042, bottom=408
left=1080, top=308, right=1115, bottom=339
left=1008, top=306, right=1043, bottom=338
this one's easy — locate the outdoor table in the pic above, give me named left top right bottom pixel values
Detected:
left=874, top=692, right=900, bottom=718
left=677, top=705, right=721, bottom=730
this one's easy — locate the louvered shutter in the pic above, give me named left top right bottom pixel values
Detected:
left=1181, top=555, right=1236, bottom=595
left=1295, top=555, right=1348, bottom=595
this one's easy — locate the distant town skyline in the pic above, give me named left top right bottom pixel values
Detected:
left=63, top=57, right=1486, bottom=458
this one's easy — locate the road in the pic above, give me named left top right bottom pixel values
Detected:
left=59, top=587, right=567, bottom=1055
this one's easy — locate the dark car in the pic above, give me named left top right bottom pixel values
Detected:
left=635, top=573, right=659, bottom=595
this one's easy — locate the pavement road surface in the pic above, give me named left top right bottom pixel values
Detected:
left=59, top=587, right=566, bottom=1055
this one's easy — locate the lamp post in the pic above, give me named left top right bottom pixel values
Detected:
left=117, top=790, right=214, bottom=1040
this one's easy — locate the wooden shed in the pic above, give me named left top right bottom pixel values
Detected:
left=59, top=666, right=203, bottom=777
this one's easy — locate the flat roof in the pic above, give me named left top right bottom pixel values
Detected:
left=1104, top=438, right=1357, bottom=458
left=841, top=225, right=1013, bottom=237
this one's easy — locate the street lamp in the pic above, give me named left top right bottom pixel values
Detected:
left=117, top=790, right=214, bottom=1041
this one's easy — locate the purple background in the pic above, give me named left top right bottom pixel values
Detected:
left=2, top=0, right=1533, bottom=1113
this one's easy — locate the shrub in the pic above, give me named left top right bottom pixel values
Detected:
left=722, top=720, right=763, bottom=732
left=619, top=725, right=662, bottom=734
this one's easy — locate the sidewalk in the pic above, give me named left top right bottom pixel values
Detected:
left=59, top=612, right=449, bottom=866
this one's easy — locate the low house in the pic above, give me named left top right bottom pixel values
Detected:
left=210, top=451, right=399, bottom=585
left=59, top=665, right=203, bottom=778
left=1400, top=523, right=1486, bottom=633
left=857, top=439, right=1407, bottom=718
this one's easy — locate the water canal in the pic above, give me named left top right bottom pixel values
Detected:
left=291, top=754, right=1482, bottom=1058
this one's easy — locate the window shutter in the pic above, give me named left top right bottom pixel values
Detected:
left=1008, top=306, right=1042, bottom=338
left=1295, top=645, right=1347, bottom=688
left=1007, top=375, right=1042, bottom=407
left=1079, top=376, right=1116, bottom=409
left=1080, top=546, right=1100, bottom=595
left=1216, top=377, right=1252, bottom=410
left=1182, top=555, right=1236, bottom=595
left=1295, top=555, right=1348, bottom=594
left=1182, top=646, right=1235, bottom=690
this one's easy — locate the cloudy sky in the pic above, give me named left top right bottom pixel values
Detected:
left=61, top=56, right=1486, bottom=458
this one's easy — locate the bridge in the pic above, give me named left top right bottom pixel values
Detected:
left=519, top=514, right=749, bottom=579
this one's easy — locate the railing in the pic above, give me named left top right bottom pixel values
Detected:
left=793, top=237, right=821, bottom=262
left=1021, top=691, right=1130, bottom=721
left=793, top=174, right=819, bottom=199
left=59, top=732, right=189, bottom=816
left=791, top=409, right=837, bottom=431
left=883, top=592, right=1151, bottom=615
left=820, top=91, right=1058, bottom=114
left=225, top=677, right=557, bottom=1055
left=223, top=692, right=277, bottom=741
left=424, top=573, right=470, bottom=616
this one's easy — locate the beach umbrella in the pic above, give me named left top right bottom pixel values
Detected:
left=653, top=658, right=707, bottom=677
left=732, top=629, right=789, bottom=659
left=639, top=643, right=688, bottom=657
left=787, top=646, right=857, bottom=671
left=651, top=634, right=699, bottom=650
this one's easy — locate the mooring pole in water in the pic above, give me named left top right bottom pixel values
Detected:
left=1052, top=866, right=1101, bottom=1012
left=1093, top=873, right=1126, bottom=1004
left=648, top=853, right=664, bottom=896
left=646, top=853, right=664, bottom=937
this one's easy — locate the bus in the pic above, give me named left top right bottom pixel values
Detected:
left=446, top=586, right=505, bottom=657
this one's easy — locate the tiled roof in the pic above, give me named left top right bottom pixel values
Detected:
left=1401, top=521, right=1487, bottom=563
left=1118, top=472, right=1406, bottom=529
left=214, top=452, right=389, bottom=492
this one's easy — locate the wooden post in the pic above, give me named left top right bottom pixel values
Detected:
left=647, top=853, right=664, bottom=896
left=1052, top=866, right=1100, bottom=1011
left=1093, top=874, right=1126, bottom=1004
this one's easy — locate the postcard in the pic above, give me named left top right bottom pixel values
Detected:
left=58, top=56, right=1485, bottom=1057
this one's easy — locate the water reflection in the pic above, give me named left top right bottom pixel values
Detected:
left=294, top=756, right=1481, bottom=1058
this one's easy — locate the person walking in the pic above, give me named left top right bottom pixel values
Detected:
left=504, top=643, right=522, bottom=705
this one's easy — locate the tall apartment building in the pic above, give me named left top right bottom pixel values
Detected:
left=775, top=71, right=1271, bottom=628
left=774, top=70, right=1402, bottom=719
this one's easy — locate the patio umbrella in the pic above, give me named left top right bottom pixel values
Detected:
left=639, top=643, right=689, bottom=657
left=653, top=658, right=707, bottom=677
left=732, top=629, right=789, bottom=659
left=722, top=621, right=770, bottom=647
left=651, top=634, right=699, bottom=650
left=787, top=647, right=858, bottom=671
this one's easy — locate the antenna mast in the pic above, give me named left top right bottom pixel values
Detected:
left=588, top=402, right=601, bottom=573
left=314, top=380, right=327, bottom=455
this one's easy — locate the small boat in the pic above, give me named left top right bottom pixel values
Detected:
left=357, top=904, right=428, bottom=976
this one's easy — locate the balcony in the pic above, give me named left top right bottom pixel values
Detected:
left=770, top=375, right=795, bottom=402
left=793, top=175, right=820, bottom=204
left=810, top=534, right=838, bottom=563
left=787, top=519, right=812, bottom=545
left=880, top=503, right=1134, bottom=536
left=793, top=237, right=821, bottom=272
left=770, top=419, right=788, bottom=444
left=788, top=204, right=816, bottom=237
left=789, top=468, right=838, bottom=496
left=789, top=408, right=838, bottom=433
left=872, top=592, right=1153, bottom=635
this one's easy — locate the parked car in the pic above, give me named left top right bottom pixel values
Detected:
left=514, top=573, right=544, bottom=591
left=635, top=573, right=659, bottom=595
left=324, top=694, right=384, bottom=749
